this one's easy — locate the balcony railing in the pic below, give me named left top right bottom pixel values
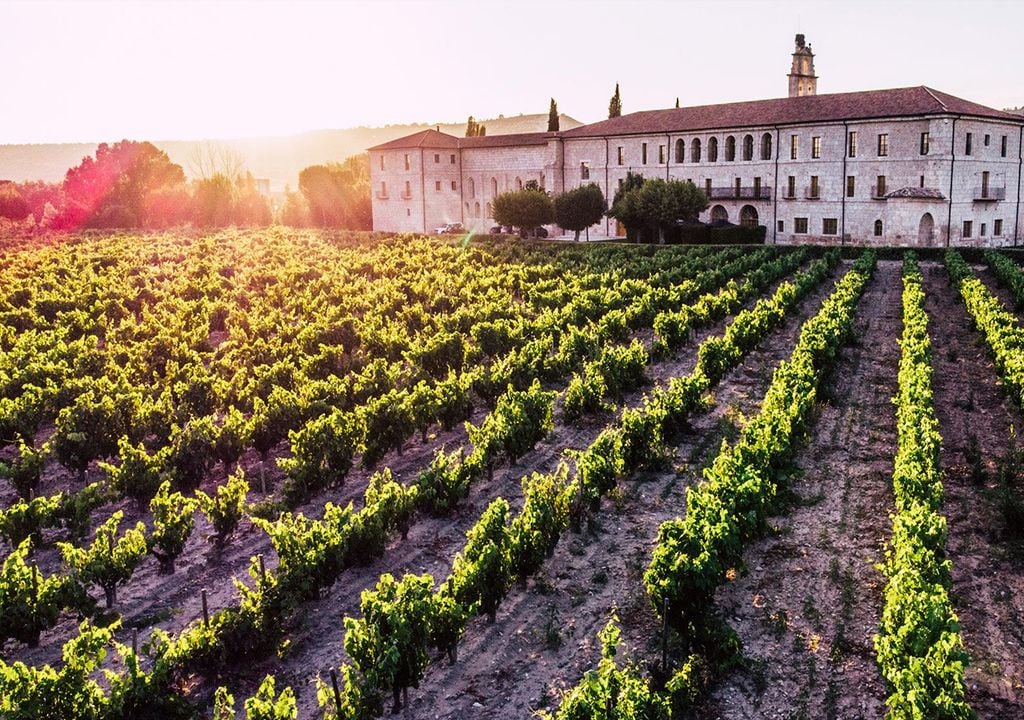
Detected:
left=804, top=187, right=821, bottom=200
left=707, top=186, right=772, bottom=200
left=974, top=186, right=1006, bottom=201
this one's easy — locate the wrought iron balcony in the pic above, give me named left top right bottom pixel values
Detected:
left=707, top=186, right=772, bottom=200
left=974, top=186, right=1006, bottom=201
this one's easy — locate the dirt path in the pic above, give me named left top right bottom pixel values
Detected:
left=371, top=263, right=847, bottom=720
left=923, top=261, right=1024, bottom=717
left=698, top=259, right=901, bottom=720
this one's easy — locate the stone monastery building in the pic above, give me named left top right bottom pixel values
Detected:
left=369, top=36, right=1023, bottom=246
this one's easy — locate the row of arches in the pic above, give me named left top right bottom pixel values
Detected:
left=466, top=201, right=494, bottom=218
left=466, top=175, right=542, bottom=199
left=709, top=204, right=760, bottom=227
left=674, top=133, right=772, bottom=163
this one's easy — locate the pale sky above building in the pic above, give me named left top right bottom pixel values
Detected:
left=4, top=0, right=1023, bottom=144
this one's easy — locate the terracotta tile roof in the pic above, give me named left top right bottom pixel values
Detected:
left=561, top=86, right=1023, bottom=138
left=459, top=132, right=555, bottom=148
left=885, top=186, right=946, bottom=200
left=368, top=129, right=460, bottom=150
left=369, top=129, right=555, bottom=151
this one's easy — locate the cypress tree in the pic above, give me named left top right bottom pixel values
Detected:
left=547, top=98, right=559, bottom=131
left=608, top=83, right=622, bottom=118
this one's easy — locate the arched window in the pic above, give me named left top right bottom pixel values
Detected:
left=675, top=138, right=685, bottom=163
left=710, top=205, right=729, bottom=223
left=486, top=202, right=492, bottom=218
left=491, top=177, right=498, bottom=196
left=743, top=135, right=754, bottom=161
left=474, top=201, right=481, bottom=217
left=469, top=178, right=475, bottom=198
left=708, top=137, right=718, bottom=162
left=691, top=138, right=702, bottom=163
left=740, top=205, right=759, bottom=228
left=725, top=136, right=736, bottom=162
left=874, top=219, right=883, bottom=237
left=515, top=177, right=523, bottom=190
left=466, top=202, right=471, bottom=216
left=760, top=133, right=773, bottom=160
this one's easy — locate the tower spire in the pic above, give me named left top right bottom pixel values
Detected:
left=787, top=34, right=817, bottom=97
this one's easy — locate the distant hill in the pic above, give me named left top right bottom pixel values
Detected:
left=0, top=113, right=583, bottom=193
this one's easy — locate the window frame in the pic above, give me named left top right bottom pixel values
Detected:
left=794, top=217, right=809, bottom=234
left=811, top=136, right=821, bottom=159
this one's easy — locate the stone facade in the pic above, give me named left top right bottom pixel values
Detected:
left=369, top=39, right=1023, bottom=247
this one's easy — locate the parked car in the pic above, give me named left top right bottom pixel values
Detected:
left=433, top=222, right=465, bottom=234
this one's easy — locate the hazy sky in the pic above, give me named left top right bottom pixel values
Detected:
left=5, top=0, right=1023, bottom=144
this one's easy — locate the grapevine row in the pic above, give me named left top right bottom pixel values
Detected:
left=317, top=251, right=843, bottom=717
left=873, top=253, right=971, bottom=718
left=544, top=251, right=876, bottom=716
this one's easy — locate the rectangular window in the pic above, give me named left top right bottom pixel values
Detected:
left=876, top=175, right=887, bottom=197
left=435, top=180, right=441, bottom=191
left=1002, top=135, right=1009, bottom=157
left=790, top=134, right=798, bottom=160
left=812, top=136, right=821, bottom=159
left=963, top=220, right=973, bottom=238
left=920, top=175, right=925, bottom=188
left=984, top=134, right=991, bottom=147
left=705, top=178, right=712, bottom=197
left=778, top=220, right=785, bottom=233
left=659, top=145, right=665, bottom=164
left=404, top=153, right=410, bottom=171
left=753, top=177, right=761, bottom=197
left=379, top=155, right=385, bottom=170
left=981, top=222, right=987, bottom=237
left=809, top=175, right=819, bottom=198
left=404, top=180, right=411, bottom=197
left=795, top=217, right=809, bottom=234
left=995, top=219, right=1004, bottom=236
left=787, top=175, right=796, bottom=198
left=734, top=177, right=741, bottom=198
left=379, top=180, right=387, bottom=197
left=965, top=132, right=973, bottom=155
left=450, top=180, right=457, bottom=191
left=877, top=133, right=888, bottom=157
left=848, top=131, right=858, bottom=158
left=617, top=146, right=624, bottom=165
left=450, top=154, right=456, bottom=164
left=982, top=170, right=990, bottom=198
left=434, top=153, right=440, bottom=163
left=823, top=218, right=838, bottom=235
left=920, top=132, right=930, bottom=155
left=846, top=175, right=855, bottom=198
left=580, top=161, right=590, bottom=180
left=642, top=143, right=648, bottom=165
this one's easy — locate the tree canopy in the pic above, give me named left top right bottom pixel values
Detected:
left=492, top=187, right=553, bottom=237
left=547, top=99, right=559, bottom=132
left=298, top=155, right=372, bottom=229
left=553, top=184, right=605, bottom=241
left=59, top=140, right=186, bottom=229
left=607, top=178, right=709, bottom=243
left=465, top=116, right=487, bottom=137
left=608, top=83, right=622, bottom=118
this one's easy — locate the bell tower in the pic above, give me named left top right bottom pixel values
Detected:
left=787, top=34, right=817, bottom=97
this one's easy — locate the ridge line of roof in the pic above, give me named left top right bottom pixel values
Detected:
left=921, top=86, right=949, bottom=112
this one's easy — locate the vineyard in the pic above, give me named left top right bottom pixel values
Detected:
left=1, top=229, right=1023, bottom=719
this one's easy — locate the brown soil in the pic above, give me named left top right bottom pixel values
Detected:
left=698, top=259, right=901, bottom=720
left=0, top=260, right=816, bottom=698
left=373, top=263, right=846, bottom=720
left=923, top=261, right=1024, bottom=717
